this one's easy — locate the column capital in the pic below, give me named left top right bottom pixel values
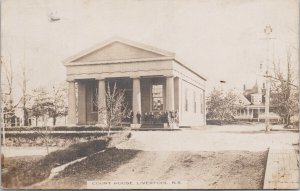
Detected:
left=165, top=75, right=174, bottom=78
left=67, top=79, right=76, bottom=82
left=131, top=76, right=141, bottom=80
left=96, top=78, right=106, bottom=81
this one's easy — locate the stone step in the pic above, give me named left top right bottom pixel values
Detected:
left=141, top=124, right=165, bottom=128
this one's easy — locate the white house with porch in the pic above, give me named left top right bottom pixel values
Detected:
left=63, top=37, right=206, bottom=128
left=235, top=82, right=280, bottom=122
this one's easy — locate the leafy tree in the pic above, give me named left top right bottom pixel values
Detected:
left=206, top=88, right=242, bottom=125
left=30, top=84, right=68, bottom=126
left=47, top=84, right=68, bottom=126
left=31, top=88, right=52, bottom=126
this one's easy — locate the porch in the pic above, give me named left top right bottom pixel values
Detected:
left=235, top=106, right=280, bottom=122
left=67, top=76, right=180, bottom=126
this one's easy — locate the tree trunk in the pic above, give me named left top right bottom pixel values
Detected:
left=108, top=126, right=111, bottom=136
left=53, top=117, right=56, bottom=126
left=23, top=108, right=28, bottom=126
left=287, top=114, right=291, bottom=125
left=45, top=126, right=49, bottom=154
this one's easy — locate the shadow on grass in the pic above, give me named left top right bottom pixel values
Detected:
left=2, top=138, right=110, bottom=188
left=40, top=148, right=141, bottom=189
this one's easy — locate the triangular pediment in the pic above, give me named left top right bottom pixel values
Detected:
left=64, top=38, right=175, bottom=64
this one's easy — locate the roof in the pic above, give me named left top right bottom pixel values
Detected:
left=63, top=37, right=175, bottom=64
left=237, top=94, right=251, bottom=105
left=63, top=37, right=207, bottom=81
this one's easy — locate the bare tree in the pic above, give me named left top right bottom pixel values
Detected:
left=96, top=83, right=128, bottom=136
left=20, top=62, right=30, bottom=126
left=270, top=51, right=299, bottom=127
left=1, top=56, right=22, bottom=127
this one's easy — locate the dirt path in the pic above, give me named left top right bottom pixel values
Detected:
left=99, top=150, right=267, bottom=189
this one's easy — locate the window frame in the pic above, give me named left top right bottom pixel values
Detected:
left=151, top=84, right=164, bottom=111
left=185, top=87, right=188, bottom=112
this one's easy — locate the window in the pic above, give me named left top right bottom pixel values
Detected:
left=193, top=91, right=197, bottom=113
left=92, top=85, right=98, bottom=112
left=185, top=88, right=188, bottom=111
left=152, top=84, right=163, bottom=111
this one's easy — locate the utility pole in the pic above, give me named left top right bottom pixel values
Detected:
left=262, top=25, right=275, bottom=132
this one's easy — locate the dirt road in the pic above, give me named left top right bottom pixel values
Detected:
left=99, top=150, right=267, bottom=189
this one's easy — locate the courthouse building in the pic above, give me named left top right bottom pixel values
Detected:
left=63, top=38, right=206, bottom=127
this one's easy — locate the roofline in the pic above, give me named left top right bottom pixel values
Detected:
left=62, top=37, right=207, bottom=81
left=63, top=37, right=175, bottom=64
left=174, top=59, right=207, bottom=81
left=63, top=56, right=175, bottom=66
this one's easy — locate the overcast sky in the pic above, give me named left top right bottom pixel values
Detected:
left=1, top=0, right=298, bottom=96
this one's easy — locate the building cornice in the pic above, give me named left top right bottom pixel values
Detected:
left=64, top=56, right=174, bottom=66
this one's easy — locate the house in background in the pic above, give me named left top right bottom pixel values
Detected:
left=63, top=37, right=207, bottom=128
left=235, top=82, right=280, bottom=122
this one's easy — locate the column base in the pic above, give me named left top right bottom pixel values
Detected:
left=67, top=124, right=77, bottom=127
left=96, top=123, right=107, bottom=128
left=167, top=123, right=179, bottom=129
left=130, top=124, right=141, bottom=128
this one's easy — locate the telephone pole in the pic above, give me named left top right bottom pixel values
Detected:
left=262, top=25, right=275, bottom=132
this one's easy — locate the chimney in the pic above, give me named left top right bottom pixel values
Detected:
left=243, top=84, right=246, bottom=91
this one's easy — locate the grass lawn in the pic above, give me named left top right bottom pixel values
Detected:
left=2, top=132, right=131, bottom=189
left=34, top=148, right=140, bottom=189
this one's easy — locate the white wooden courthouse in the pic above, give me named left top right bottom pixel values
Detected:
left=63, top=38, right=206, bottom=128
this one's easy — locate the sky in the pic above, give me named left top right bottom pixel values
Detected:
left=1, top=0, right=299, bottom=98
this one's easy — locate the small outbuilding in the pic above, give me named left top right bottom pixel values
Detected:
left=63, top=37, right=206, bottom=127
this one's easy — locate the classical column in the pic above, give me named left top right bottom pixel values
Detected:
left=97, top=79, right=107, bottom=127
left=258, top=108, right=260, bottom=122
left=174, top=77, right=182, bottom=124
left=166, top=76, right=175, bottom=111
left=247, top=107, right=249, bottom=118
left=67, top=80, right=76, bottom=126
left=77, top=81, right=86, bottom=125
left=132, top=77, right=141, bottom=124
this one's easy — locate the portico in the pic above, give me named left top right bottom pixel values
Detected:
left=63, top=37, right=206, bottom=127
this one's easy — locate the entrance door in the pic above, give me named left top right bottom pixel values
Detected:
left=253, top=109, right=259, bottom=119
